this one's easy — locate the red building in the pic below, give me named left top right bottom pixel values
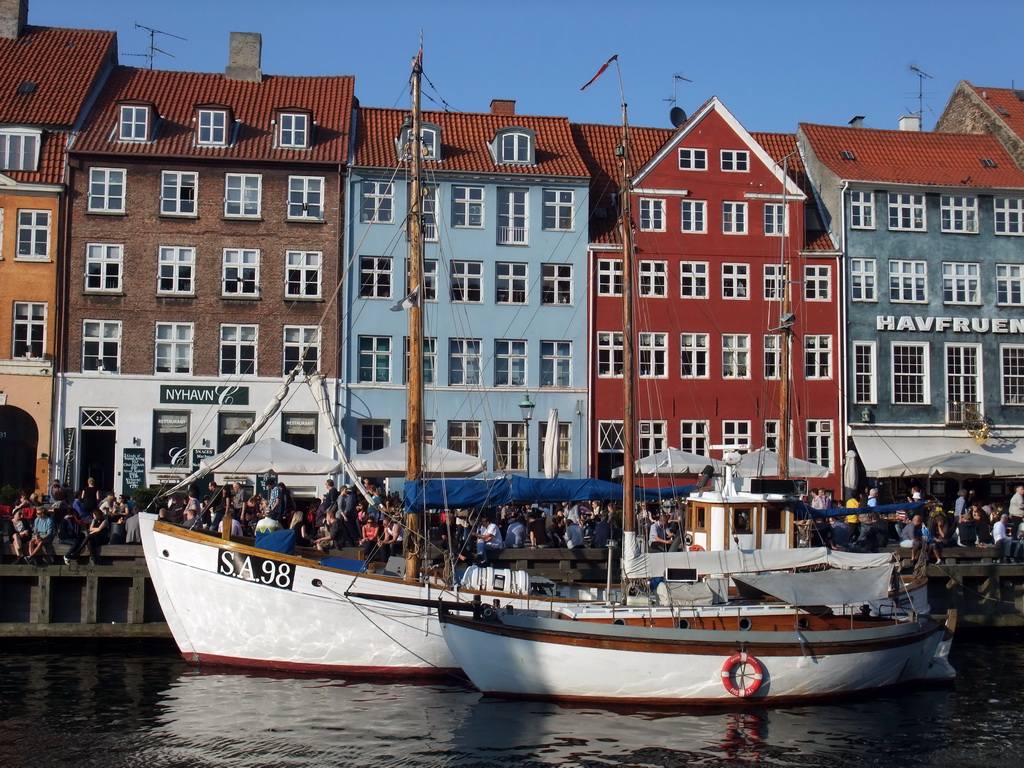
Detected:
left=576, top=98, right=843, bottom=493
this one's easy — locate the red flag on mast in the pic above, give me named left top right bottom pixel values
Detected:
left=580, top=54, right=618, bottom=91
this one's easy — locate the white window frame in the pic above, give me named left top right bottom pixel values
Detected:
left=721, top=420, right=751, bottom=448
left=499, top=131, right=533, bottom=164
left=359, top=256, right=392, bottom=299
left=853, top=341, right=877, bottom=404
left=84, top=243, right=122, bottom=293
left=224, top=173, right=262, bottom=218
left=639, top=197, right=665, bottom=231
left=806, top=419, right=834, bottom=470
left=222, top=248, right=260, bottom=297
left=804, top=265, right=831, bottom=301
left=763, top=263, right=786, bottom=301
left=160, top=171, right=197, bottom=216
left=450, top=260, right=483, bottom=303
left=994, top=197, right=1024, bottom=236
left=277, top=112, right=309, bottom=149
left=597, top=331, right=623, bottom=378
left=448, top=420, right=481, bottom=457
left=891, top=342, right=930, bottom=405
left=638, top=420, right=667, bottom=458
left=406, top=258, right=438, bottom=302
left=88, top=168, right=126, bottom=213
left=997, top=264, right=1024, bottom=306
left=452, top=185, right=484, bottom=228
left=448, top=338, right=482, bottom=386
left=680, top=333, right=709, bottom=379
left=597, top=258, right=622, bottom=296
left=219, top=324, right=258, bottom=376
left=358, top=335, right=392, bottom=383
left=360, top=180, right=393, bottom=224
left=0, top=129, right=39, bottom=171
left=680, top=199, right=706, bottom=233
left=403, top=336, right=437, bottom=385
left=638, top=260, right=667, bottom=298
left=1001, top=344, right=1024, bottom=405
left=119, top=105, right=149, bottom=142
left=495, top=261, right=528, bottom=304
left=541, top=263, right=573, bottom=305
left=680, top=420, right=710, bottom=455
left=763, top=419, right=780, bottom=452
left=12, top=301, right=45, bottom=359
left=542, top=188, right=574, bottom=231
left=497, top=187, right=528, bottom=245
left=850, top=258, right=877, bottom=302
left=493, top=421, right=527, bottom=472
left=680, top=261, right=708, bottom=298
left=285, top=250, right=322, bottom=299
left=196, top=109, right=228, bottom=146
left=722, top=201, right=747, bottom=234
left=16, top=209, right=50, bottom=260
left=598, top=421, right=624, bottom=454
left=358, top=420, right=389, bottom=454
left=803, top=335, right=832, bottom=379
left=494, top=339, right=527, bottom=387
left=720, top=150, right=749, bottom=172
left=155, top=322, right=194, bottom=375
left=722, top=262, right=749, bottom=299
left=540, top=340, right=572, bottom=387
left=887, top=192, right=926, bottom=231
left=763, top=334, right=780, bottom=380
left=888, top=259, right=927, bottom=303
left=288, top=176, right=324, bottom=220
left=678, top=147, right=707, bottom=170
left=722, top=334, right=750, bottom=379
left=940, top=195, right=978, bottom=234
left=157, top=247, right=195, bottom=296
left=82, top=319, right=121, bottom=373
left=850, top=190, right=875, bottom=229
left=638, top=332, right=668, bottom=378
left=941, top=262, right=981, bottom=305
left=945, top=343, right=982, bottom=423
left=763, top=203, right=788, bottom=236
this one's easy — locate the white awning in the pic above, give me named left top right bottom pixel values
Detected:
left=853, top=435, right=1024, bottom=477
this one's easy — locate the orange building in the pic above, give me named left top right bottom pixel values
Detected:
left=0, top=2, right=114, bottom=491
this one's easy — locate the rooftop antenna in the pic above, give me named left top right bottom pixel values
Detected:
left=665, top=73, right=693, bottom=128
left=909, top=64, right=933, bottom=123
left=134, top=22, right=187, bottom=70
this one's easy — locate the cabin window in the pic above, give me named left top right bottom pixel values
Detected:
left=732, top=507, right=752, bottom=533
left=764, top=506, right=784, bottom=533
left=690, top=504, right=707, bottom=532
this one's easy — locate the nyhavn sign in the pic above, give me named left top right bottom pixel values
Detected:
left=159, top=385, right=249, bottom=405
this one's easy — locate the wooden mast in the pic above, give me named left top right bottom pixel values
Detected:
left=618, top=100, right=636, bottom=536
left=404, top=50, right=424, bottom=580
left=777, top=156, right=791, bottom=479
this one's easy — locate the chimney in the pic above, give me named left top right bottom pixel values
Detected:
left=899, top=115, right=921, bottom=132
left=0, top=0, right=28, bottom=40
left=490, top=99, right=516, bottom=116
left=225, top=31, right=262, bottom=83
left=849, top=115, right=865, bottom=128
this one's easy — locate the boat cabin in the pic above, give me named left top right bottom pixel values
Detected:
left=684, top=491, right=798, bottom=551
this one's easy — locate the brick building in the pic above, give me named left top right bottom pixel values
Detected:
left=60, top=32, right=354, bottom=496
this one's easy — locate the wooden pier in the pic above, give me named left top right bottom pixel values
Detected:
left=1, top=543, right=1022, bottom=638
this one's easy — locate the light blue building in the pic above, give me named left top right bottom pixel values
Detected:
left=341, top=102, right=592, bottom=485
left=799, top=118, right=1024, bottom=493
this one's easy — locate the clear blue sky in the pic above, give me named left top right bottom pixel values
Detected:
left=34, top=0, right=1024, bottom=134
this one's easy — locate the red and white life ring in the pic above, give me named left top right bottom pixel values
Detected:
left=721, top=652, right=764, bottom=697
left=689, top=544, right=704, bottom=552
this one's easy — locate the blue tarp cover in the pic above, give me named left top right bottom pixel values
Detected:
left=405, top=476, right=697, bottom=513
left=793, top=499, right=928, bottom=520
left=254, top=528, right=297, bottom=555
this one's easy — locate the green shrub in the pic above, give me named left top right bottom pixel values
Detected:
left=131, top=486, right=162, bottom=512
left=0, top=484, right=21, bottom=506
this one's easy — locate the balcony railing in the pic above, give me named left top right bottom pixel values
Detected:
left=947, top=400, right=982, bottom=427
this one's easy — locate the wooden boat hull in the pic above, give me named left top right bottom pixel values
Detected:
left=440, top=609, right=954, bottom=704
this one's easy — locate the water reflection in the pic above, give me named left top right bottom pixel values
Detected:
left=0, top=637, right=1021, bottom=767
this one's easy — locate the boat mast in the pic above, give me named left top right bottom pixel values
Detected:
left=618, top=100, right=636, bottom=535
left=777, top=156, right=791, bottom=479
left=404, top=49, right=424, bottom=580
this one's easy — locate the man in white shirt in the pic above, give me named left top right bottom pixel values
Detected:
left=1010, top=486, right=1024, bottom=522
left=994, top=513, right=1012, bottom=562
left=472, top=514, right=504, bottom=564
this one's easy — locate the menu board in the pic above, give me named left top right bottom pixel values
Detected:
left=122, top=448, right=146, bottom=497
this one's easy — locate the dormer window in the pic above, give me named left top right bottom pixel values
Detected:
left=119, top=104, right=152, bottom=142
left=0, top=128, right=41, bottom=171
left=497, top=129, right=534, bottom=164
left=397, top=122, right=441, bottom=162
left=197, top=108, right=230, bottom=146
left=278, top=111, right=310, bottom=149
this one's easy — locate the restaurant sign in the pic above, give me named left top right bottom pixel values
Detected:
left=160, top=385, right=249, bottom=405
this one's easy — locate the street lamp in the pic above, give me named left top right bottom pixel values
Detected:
left=519, top=392, right=536, bottom=476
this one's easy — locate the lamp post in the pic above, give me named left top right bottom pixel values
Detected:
left=519, top=392, right=535, bottom=477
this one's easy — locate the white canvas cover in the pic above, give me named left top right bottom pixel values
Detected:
left=875, top=449, right=1024, bottom=478
left=201, top=438, right=341, bottom=475
left=349, top=442, right=485, bottom=478
left=732, top=447, right=829, bottom=478
left=621, top=531, right=894, bottom=579
left=732, top=565, right=895, bottom=605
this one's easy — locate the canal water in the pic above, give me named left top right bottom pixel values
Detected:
left=0, top=635, right=1021, bottom=767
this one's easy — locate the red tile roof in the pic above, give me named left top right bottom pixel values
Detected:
left=72, top=66, right=355, bottom=163
left=354, top=107, right=589, bottom=177
left=0, top=26, right=115, bottom=126
left=799, top=122, right=1024, bottom=188
left=961, top=82, right=1024, bottom=144
left=570, top=122, right=672, bottom=245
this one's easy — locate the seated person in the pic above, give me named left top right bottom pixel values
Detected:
left=27, top=506, right=56, bottom=565
left=470, top=514, right=504, bottom=564
left=359, top=517, right=383, bottom=561
left=564, top=518, right=585, bottom=549
left=9, top=509, right=32, bottom=564
left=505, top=514, right=527, bottom=548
